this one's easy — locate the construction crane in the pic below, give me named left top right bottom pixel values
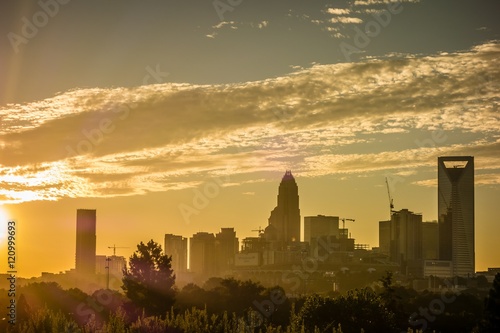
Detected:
left=385, top=177, right=395, bottom=219
left=339, top=218, right=355, bottom=238
left=251, top=226, right=265, bottom=236
left=108, top=244, right=129, bottom=256
left=339, top=218, right=355, bottom=230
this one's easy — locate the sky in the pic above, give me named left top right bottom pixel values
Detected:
left=0, top=0, right=499, bottom=278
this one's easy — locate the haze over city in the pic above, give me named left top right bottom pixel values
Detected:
left=0, top=0, right=499, bottom=279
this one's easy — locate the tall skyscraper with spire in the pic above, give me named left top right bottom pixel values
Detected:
left=438, top=156, right=475, bottom=277
left=266, top=170, right=301, bottom=246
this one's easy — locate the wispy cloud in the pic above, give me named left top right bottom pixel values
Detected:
left=0, top=42, right=498, bottom=203
left=354, top=0, right=420, bottom=5
left=206, top=20, right=269, bottom=39
left=327, top=8, right=351, bottom=15
left=329, top=17, right=363, bottom=24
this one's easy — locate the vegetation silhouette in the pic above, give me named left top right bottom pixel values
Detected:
left=479, top=273, right=500, bottom=332
left=122, top=239, right=176, bottom=318
left=1, top=242, right=498, bottom=332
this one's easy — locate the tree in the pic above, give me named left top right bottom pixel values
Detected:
left=481, top=273, right=500, bottom=332
left=122, top=239, right=176, bottom=318
left=296, top=289, right=398, bottom=333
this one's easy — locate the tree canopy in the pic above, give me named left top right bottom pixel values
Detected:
left=122, top=239, right=176, bottom=318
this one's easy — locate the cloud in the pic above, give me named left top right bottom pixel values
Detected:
left=327, top=8, right=351, bottom=15
left=0, top=41, right=499, bottom=203
left=258, top=21, right=269, bottom=29
left=329, top=17, right=363, bottom=24
left=205, top=20, right=269, bottom=38
left=354, top=0, right=420, bottom=5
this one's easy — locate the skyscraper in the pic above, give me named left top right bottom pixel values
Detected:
left=266, top=170, right=301, bottom=246
left=438, top=156, right=475, bottom=277
left=164, top=234, right=188, bottom=274
left=75, top=209, right=96, bottom=275
left=389, top=209, right=422, bottom=266
left=421, top=221, right=439, bottom=260
left=378, top=220, right=391, bottom=256
left=190, top=232, right=216, bottom=277
left=215, top=228, right=239, bottom=274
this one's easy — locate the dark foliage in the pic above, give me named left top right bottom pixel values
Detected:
left=122, top=239, right=176, bottom=318
left=297, top=288, right=398, bottom=333
left=481, top=273, right=500, bottom=332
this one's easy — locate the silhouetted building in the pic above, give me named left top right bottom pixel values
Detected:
left=424, top=260, right=453, bottom=278
left=75, top=209, right=96, bottom=276
left=190, top=232, right=216, bottom=277
left=265, top=170, right=301, bottom=247
left=378, top=220, right=391, bottom=256
left=438, top=156, right=475, bottom=277
left=421, top=221, right=439, bottom=260
left=96, top=255, right=126, bottom=276
left=304, top=215, right=339, bottom=243
left=164, top=234, right=188, bottom=273
left=390, top=209, right=422, bottom=274
left=215, top=228, right=239, bottom=274
left=310, top=235, right=354, bottom=264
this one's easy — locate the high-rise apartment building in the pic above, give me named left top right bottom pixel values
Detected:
left=421, top=221, right=439, bottom=260
left=390, top=209, right=422, bottom=266
left=164, top=234, right=188, bottom=274
left=378, top=220, right=391, bottom=256
left=190, top=232, right=216, bottom=277
left=75, top=209, right=96, bottom=275
left=96, top=255, right=126, bottom=277
left=438, top=156, right=475, bottom=277
left=215, top=228, right=239, bottom=274
left=304, top=215, right=339, bottom=243
left=266, top=171, right=301, bottom=246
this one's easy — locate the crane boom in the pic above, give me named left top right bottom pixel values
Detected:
left=385, top=177, right=394, bottom=219
left=108, top=244, right=129, bottom=256
left=251, top=227, right=265, bottom=237
left=339, top=218, right=355, bottom=238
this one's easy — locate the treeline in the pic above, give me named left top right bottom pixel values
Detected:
left=0, top=240, right=498, bottom=332
left=1, top=274, right=499, bottom=333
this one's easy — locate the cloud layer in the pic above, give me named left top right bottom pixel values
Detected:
left=0, top=41, right=499, bottom=204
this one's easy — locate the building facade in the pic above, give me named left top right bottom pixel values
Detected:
left=266, top=170, right=301, bottom=247
left=164, top=234, right=188, bottom=274
left=190, top=232, right=216, bottom=277
left=421, top=221, right=439, bottom=260
left=304, top=215, right=339, bottom=243
left=378, top=220, right=391, bottom=256
left=438, top=156, right=475, bottom=277
left=215, top=228, right=239, bottom=274
left=390, top=209, right=422, bottom=272
left=75, top=209, right=96, bottom=276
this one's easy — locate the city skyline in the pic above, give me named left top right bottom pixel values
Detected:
left=2, top=164, right=488, bottom=279
left=0, top=0, right=499, bottom=278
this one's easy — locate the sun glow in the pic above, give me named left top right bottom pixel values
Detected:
left=0, top=206, right=9, bottom=243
